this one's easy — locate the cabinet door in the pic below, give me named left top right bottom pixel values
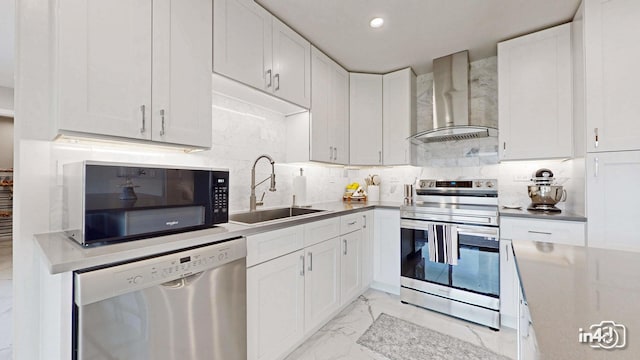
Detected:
left=213, top=0, right=272, bottom=92
left=587, top=151, right=640, bottom=251
left=350, top=73, right=383, bottom=165
left=247, top=250, right=305, bottom=360
left=153, top=0, right=212, bottom=147
left=372, top=209, right=400, bottom=295
left=585, top=0, right=640, bottom=152
left=341, top=230, right=362, bottom=305
left=499, top=240, right=518, bottom=329
left=498, top=23, right=572, bottom=160
left=361, top=211, right=374, bottom=290
left=57, top=0, right=152, bottom=140
left=330, top=64, right=349, bottom=165
left=383, top=68, right=415, bottom=165
left=304, top=238, right=341, bottom=333
left=272, top=18, right=311, bottom=108
left=310, top=47, right=332, bottom=163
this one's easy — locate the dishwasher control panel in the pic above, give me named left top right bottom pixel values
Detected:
left=75, top=237, right=247, bottom=306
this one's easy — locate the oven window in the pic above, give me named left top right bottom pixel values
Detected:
left=401, top=227, right=499, bottom=298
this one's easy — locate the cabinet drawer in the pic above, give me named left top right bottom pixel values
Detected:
left=500, top=217, right=585, bottom=246
left=246, top=225, right=304, bottom=267
left=340, top=213, right=362, bottom=235
left=304, top=217, right=340, bottom=247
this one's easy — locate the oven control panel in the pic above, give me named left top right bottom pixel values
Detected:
left=418, top=179, right=497, bottom=190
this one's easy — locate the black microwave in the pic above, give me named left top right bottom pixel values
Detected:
left=63, top=161, right=229, bottom=246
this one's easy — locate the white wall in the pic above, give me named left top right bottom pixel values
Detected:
left=0, top=87, right=13, bottom=116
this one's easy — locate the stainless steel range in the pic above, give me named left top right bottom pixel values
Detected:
left=400, top=179, right=500, bottom=329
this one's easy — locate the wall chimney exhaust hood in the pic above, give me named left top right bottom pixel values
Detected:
left=411, top=50, right=497, bottom=143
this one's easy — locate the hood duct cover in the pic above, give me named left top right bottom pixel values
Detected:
left=411, top=50, right=497, bottom=143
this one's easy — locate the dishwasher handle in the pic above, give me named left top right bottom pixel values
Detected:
left=74, top=236, right=247, bottom=306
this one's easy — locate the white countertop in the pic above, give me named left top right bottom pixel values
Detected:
left=513, top=240, right=640, bottom=359
left=500, top=208, right=586, bottom=222
left=35, top=201, right=401, bottom=274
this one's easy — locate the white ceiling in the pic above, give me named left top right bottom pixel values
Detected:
left=0, top=0, right=14, bottom=88
left=257, top=0, right=581, bottom=74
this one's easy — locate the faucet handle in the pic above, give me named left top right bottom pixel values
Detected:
left=256, top=192, right=266, bottom=207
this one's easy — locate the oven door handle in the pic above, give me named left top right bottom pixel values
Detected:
left=402, top=220, right=498, bottom=237
left=456, top=226, right=499, bottom=238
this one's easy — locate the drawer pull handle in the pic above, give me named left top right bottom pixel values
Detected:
left=528, top=230, right=552, bottom=236
left=348, top=220, right=357, bottom=225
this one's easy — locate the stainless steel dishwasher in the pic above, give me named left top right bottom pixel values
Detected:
left=73, top=237, right=246, bottom=360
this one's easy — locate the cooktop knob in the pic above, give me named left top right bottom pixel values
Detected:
left=485, top=181, right=495, bottom=188
left=419, top=180, right=428, bottom=188
left=474, top=181, right=483, bottom=188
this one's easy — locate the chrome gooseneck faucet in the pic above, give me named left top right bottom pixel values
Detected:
left=250, top=154, right=276, bottom=211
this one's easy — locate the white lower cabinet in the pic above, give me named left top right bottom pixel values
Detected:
left=247, top=213, right=372, bottom=360
left=361, top=211, right=374, bottom=290
left=340, top=230, right=363, bottom=305
left=304, top=238, right=341, bottom=333
left=372, top=208, right=400, bottom=294
left=499, top=240, right=519, bottom=329
left=500, top=217, right=586, bottom=246
left=247, top=250, right=305, bottom=360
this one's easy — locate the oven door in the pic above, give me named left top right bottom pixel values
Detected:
left=400, top=219, right=500, bottom=299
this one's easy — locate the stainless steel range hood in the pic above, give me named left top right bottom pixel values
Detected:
left=411, top=50, right=497, bottom=143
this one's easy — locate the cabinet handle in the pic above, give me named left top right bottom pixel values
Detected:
left=505, top=244, right=509, bottom=262
left=379, top=151, right=382, bottom=163
left=594, top=157, right=599, bottom=177
left=348, top=220, right=357, bottom=225
left=300, top=255, right=305, bottom=276
left=274, top=73, right=280, bottom=91
left=308, top=252, right=313, bottom=271
left=329, top=146, right=333, bottom=160
left=343, top=239, right=348, bottom=255
left=527, top=230, right=552, bottom=235
left=265, top=69, right=272, bottom=88
left=594, top=128, right=599, bottom=148
left=159, top=109, right=166, bottom=136
left=363, top=215, right=367, bottom=229
left=503, top=141, right=506, bottom=156
left=140, top=105, right=146, bottom=133
left=334, top=147, right=338, bottom=161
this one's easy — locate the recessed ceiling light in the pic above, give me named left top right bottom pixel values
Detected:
left=369, top=17, right=384, bottom=28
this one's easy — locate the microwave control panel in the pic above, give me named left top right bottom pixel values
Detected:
left=212, top=171, right=229, bottom=224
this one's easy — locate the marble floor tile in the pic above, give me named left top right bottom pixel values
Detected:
left=285, top=289, right=517, bottom=360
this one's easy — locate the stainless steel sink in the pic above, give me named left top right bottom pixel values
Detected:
left=229, top=207, right=326, bottom=224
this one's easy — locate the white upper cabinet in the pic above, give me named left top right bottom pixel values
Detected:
left=213, top=0, right=311, bottom=108
left=309, top=46, right=349, bottom=164
left=383, top=68, right=415, bottom=165
left=152, top=0, right=212, bottom=147
left=586, top=151, right=640, bottom=251
left=498, top=23, right=572, bottom=160
left=56, top=0, right=212, bottom=148
left=350, top=73, right=383, bottom=165
left=272, top=18, right=311, bottom=109
left=57, top=0, right=153, bottom=141
left=584, top=0, right=640, bottom=152
left=213, top=0, right=272, bottom=92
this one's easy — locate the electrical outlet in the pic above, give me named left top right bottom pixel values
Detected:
left=513, top=175, right=529, bottom=182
